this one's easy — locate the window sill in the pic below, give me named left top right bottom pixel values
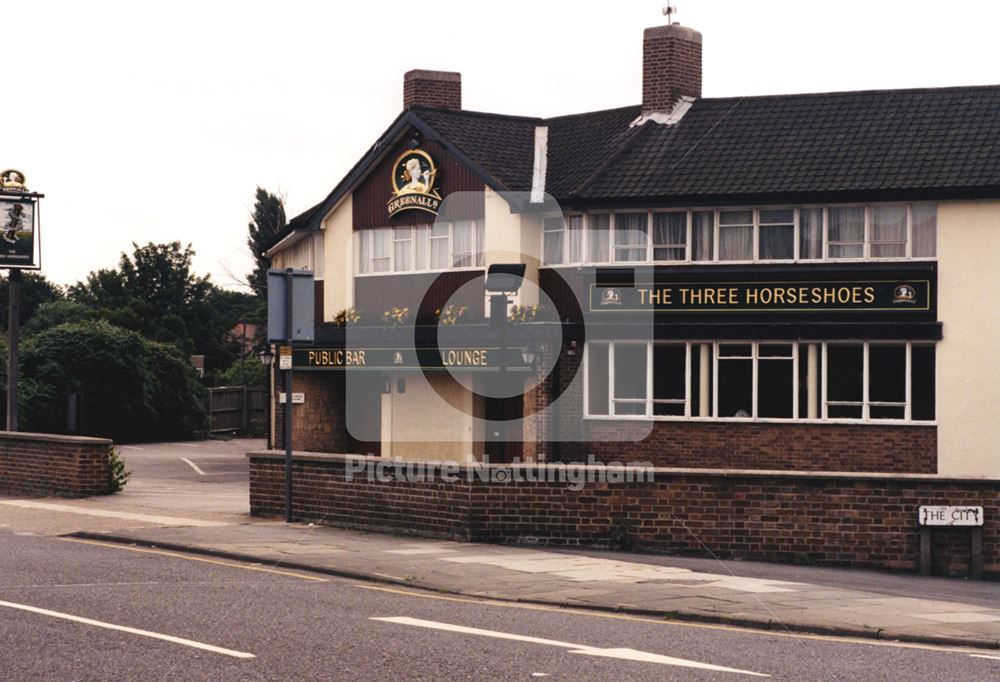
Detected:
left=540, top=258, right=938, bottom=268
left=581, top=415, right=937, bottom=427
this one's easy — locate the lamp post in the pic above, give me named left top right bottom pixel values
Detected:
left=258, top=347, right=274, bottom=448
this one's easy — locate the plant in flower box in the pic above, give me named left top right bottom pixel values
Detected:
left=382, top=306, right=410, bottom=328
left=435, top=304, right=467, bottom=327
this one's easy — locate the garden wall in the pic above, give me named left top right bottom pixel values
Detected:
left=0, top=431, right=113, bottom=497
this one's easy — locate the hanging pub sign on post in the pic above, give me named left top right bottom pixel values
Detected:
left=0, top=169, right=44, bottom=432
left=266, top=268, right=314, bottom=523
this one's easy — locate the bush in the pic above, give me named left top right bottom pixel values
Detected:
left=217, top=358, right=266, bottom=387
left=19, top=321, right=208, bottom=442
left=107, top=445, right=131, bottom=492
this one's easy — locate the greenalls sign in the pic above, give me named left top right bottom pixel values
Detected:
left=386, top=149, right=442, bottom=218
left=590, top=280, right=931, bottom=313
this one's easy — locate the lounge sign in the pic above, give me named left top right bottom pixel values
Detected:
left=386, top=149, right=442, bottom=218
left=590, top=280, right=931, bottom=313
left=293, top=347, right=530, bottom=371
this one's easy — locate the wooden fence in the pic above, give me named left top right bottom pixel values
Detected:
left=207, top=386, right=267, bottom=434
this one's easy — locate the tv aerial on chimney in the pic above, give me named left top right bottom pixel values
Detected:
left=662, top=3, right=678, bottom=25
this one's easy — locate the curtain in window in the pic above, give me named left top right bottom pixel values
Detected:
left=758, top=209, right=794, bottom=260
left=414, top=225, right=429, bottom=270
left=358, top=230, right=370, bottom=274
left=653, top=212, right=686, bottom=261
left=393, top=227, right=412, bottom=272
left=453, top=221, right=474, bottom=267
left=430, top=222, right=449, bottom=269
left=911, top=204, right=937, bottom=257
left=799, top=208, right=823, bottom=259
left=870, top=206, right=907, bottom=258
left=568, top=215, right=584, bottom=263
left=614, top=213, right=648, bottom=262
left=475, top=219, right=485, bottom=266
left=718, top=210, right=753, bottom=260
left=828, top=207, right=864, bottom=258
left=691, top=211, right=714, bottom=261
left=372, top=227, right=391, bottom=272
left=587, top=214, right=610, bottom=262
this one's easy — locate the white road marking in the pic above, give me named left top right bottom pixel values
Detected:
left=0, top=599, right=254, bottom=659
left=0, top=500, right=229, bottom=527
left=180, top=457, right=206, bottom=475
left=970, top=654, right=1000, bottom=661
left=119, top=446, right=144, bottom=451
left=371, top=616, right=768, bottom=676
left=177, top=443, right=200, bottom=448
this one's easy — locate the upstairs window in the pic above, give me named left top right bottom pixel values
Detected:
left=357, top=220, right=484, bottom=275
left=541, top=204, right=935, bottom=266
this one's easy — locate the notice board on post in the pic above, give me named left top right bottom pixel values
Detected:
left=267, top=269, right=315, bottom=343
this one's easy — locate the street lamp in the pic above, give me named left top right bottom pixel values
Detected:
left=258, top=346, right=275, bottom=367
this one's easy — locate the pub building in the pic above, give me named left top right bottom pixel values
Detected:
left=266, top=21, right=1000, bottom=478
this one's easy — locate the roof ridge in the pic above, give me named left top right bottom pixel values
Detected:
left=541, top=104, right=642, bottom=124
left=408, top=104, right=541, bottom=123
left=699, top=83, right=1000, bottom=103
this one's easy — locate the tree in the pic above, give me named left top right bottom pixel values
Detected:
left=0, top=272, right=63, bottom=330
left=246, top=187, right=286, bottom=297
left=67, top=242, right=252, bottom=378
left=20, top=321, right=207, bottom=442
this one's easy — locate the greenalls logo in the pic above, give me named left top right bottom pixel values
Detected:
left=387, top=149, right=442, bottom=218
left=892, top=284, right=917, bottom=304
left=600, top=288, right=622, bottom=306
left=0, top=169, right=27, bottom=192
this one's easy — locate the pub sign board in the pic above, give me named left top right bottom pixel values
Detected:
left=590, top=279, right=931, bottom=315
left=0, top=198, right=36, bottom=268
left=386, top=149, right=442, bottom=218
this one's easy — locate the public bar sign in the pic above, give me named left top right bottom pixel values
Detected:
left=0, top=169, right=38, bottom=269
left=918, top=505, right=984, bottom=526
left=590, top=280, right=931, bottom=314
left=292, top=346, right=529, bottom=371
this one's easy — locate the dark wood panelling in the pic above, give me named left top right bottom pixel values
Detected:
left=354, top=270, right=486, bottom=322
left=314, top=280, right=324, bottom=324
left=353, top=138, right=485, bottom=229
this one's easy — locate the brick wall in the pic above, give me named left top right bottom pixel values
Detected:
left=565, top=421, right=937, bottom=473
left=643, top=24, right=702, bottom=113
left=248, top=451, right=1000, bottom=576
left=0, top=431, right=113, bottom=497
left=403, top=70, right=461, bottom=109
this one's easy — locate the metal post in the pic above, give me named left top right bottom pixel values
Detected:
left=284, top=269, right=294, bottom=523
left=971, top=527, right=984, bottom=580
left=7, top=269, right=21, bottom=431
left=919, top=527, right=932, bottom=576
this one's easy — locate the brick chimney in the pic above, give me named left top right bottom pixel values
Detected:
left=403, top=70, right=461, bottom=109
left=642, top=24, right=702, bottom=114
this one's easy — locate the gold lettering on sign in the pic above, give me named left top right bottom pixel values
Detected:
left=440, top=349, right=489, bottom=367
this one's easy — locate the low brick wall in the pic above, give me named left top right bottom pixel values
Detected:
left=249, top=451, right=1000, bottom=576
left=0, top=431, right=114, bottom=497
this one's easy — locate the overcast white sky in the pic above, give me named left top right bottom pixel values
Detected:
left=5, top=0, right=998, bottom=289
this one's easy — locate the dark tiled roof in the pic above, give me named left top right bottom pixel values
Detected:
left=574, top=85, right=1000, bottom=201
left=414, top=106, right=540, bottom=192
left=280, top=84, right=1000, bottom=247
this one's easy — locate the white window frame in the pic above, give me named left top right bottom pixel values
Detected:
left=356, top=220, right=485, bottom=277
left=539, top=203, right=937, bottom=269
left=584, top=340, right=935, bottom=425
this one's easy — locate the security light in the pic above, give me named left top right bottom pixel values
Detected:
left=485, top=263, right=526, bottom=293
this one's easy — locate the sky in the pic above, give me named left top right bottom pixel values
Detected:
left=5, top=0, right=998, bottom=290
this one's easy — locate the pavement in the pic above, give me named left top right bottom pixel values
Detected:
left=3, top=437, right=1000, bottom=653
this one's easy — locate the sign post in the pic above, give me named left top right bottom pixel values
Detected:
left=0, top=169, right=43, bottom=432
left=267, top=268, right=314, bottom=523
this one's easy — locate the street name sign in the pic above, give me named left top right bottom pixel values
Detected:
left=918, top=505, right=983, bottom=526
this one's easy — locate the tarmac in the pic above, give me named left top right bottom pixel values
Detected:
left=4, top=438, right=999, bottom=652
left=69, top=521, right=1000, bottom=651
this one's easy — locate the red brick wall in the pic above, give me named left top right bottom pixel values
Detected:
left=248, top=451, right=1000, bottom=576
left=643, top=24, right=702, bottom=113
left=565, top=421, right=937, bottom=473
left=0, top=431, right=113, bottom=497
left=403, top=70, right=461, bottom=110
left=249, top=453, right=471, bottom=540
